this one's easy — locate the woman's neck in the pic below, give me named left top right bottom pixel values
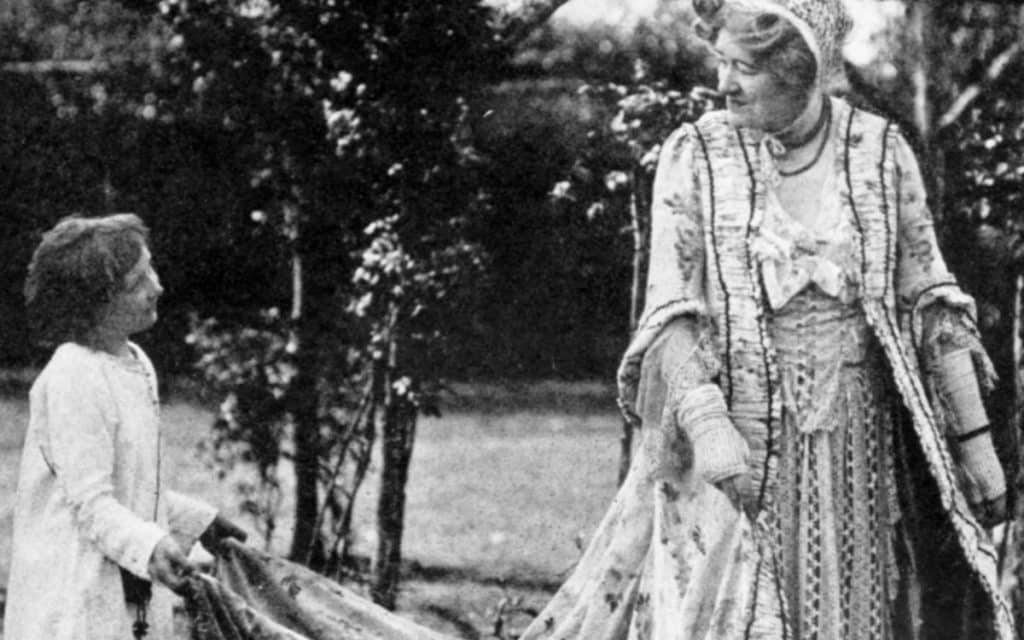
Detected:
left=771, top=92, right=826, bottom=150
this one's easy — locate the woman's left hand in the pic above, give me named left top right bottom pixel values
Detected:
left=200, top=513, right=248, bottom=553
left=971, top=492, right=1009, bottom=529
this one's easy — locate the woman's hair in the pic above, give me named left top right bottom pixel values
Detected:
left=693, top=0, right=818, bottom=94
left=24, top=214, right=150, bottom=345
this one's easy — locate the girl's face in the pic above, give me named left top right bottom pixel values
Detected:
left=96, top=245, right=164, bottom=340
left=712, top=29, right=807, bottom=132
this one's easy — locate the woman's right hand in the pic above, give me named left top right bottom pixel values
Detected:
left=716, top=473, right=758, bottom=521
left=148, top=535, right=195, bottom=594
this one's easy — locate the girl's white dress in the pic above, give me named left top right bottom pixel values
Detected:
left=4, top=342, right=217, bottom=640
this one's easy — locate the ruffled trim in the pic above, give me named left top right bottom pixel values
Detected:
left=909, top=283, right=977, bottom=349
left=618, top=299, right=708, bottom=423
left=678, top=383, right=750, bottom=483
left=864, top=299, right=1016, bottom=640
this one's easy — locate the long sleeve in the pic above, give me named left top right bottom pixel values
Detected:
left=893, top=133, right=1005, bottom=504
left=618, top=125, right=746, bottom=484
left=38, top=365, right=166, bottom=580
left=618, top=124, right=708, bottom=423
left=166, top=490, right=218, bottom=547
left=919, top=303, right=1006, bottom=503
left=892, top=134, right=984, bottom=350
left=638, top=318, right=748, bottom=485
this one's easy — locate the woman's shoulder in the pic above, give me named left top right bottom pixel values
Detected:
left=695, top=109, right=732, bottom=130
left=659, top=112, right=730, bottom=163
left=689, top=109, right=743, bottom=151
left=834, top=97, right=904, bottom=141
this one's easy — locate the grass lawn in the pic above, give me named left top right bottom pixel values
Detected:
left=0, top=380, right=623, bottom=638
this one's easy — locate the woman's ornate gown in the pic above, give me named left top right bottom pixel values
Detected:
left=760, top=185, right=899, bottom=639
left=520, top=101, right=1014, bottom=640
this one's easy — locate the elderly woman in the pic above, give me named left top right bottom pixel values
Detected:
left=4, top=214, right=245, bottom=640
left=520, top=1, right=1015, bottom=639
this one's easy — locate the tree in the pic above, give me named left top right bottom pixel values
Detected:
left=170, top=0, right=569, bottom=608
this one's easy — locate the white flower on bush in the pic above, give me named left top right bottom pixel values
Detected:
left=331, top=71, right=354, bottom=93
left=550, top=180, right=574, bottom=201
left=604, top=170, right=629, bottom=193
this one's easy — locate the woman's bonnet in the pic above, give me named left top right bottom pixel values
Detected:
left=694, top=0, right=854, bottom=87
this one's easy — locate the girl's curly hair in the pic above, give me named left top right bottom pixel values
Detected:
left=693, top=0, right=817, bottom=95
left=24, top=214, right=150, bottom=345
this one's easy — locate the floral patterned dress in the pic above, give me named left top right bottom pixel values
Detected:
left=519, top=100, right=1014, bottom=640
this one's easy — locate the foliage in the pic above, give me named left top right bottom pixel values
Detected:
left=158, top=0, right=506, bottom=602
left=512, top=1, right=706, bottom=86
left=0, top=62, right=283, bottom=371
left=549, top=63, right=712, bottom=319
left=934, top=10, right=1024, bottom=623
left=0, top=0, right=164, bottom=65
left=187, top=309, right=293, bottom=547
left=351, top=215, right=485, bottom=408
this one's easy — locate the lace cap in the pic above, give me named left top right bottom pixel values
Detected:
left=696, top=0, right=853, bottom=87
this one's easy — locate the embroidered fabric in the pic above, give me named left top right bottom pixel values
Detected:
left=918, top=304, right=997, bottom=397
left=664, top=327, right=723, bottom=410
left=759, top=193, right=899, bottom=639
left=917, top=304, right=1006, bottom=503
left=679, top=383, right=751, bottom=483
left=770, top=290, right=900, bottom=640
left=754, top=166, right=860, bottom=312
left=600, top=97, right=1013, bottom=639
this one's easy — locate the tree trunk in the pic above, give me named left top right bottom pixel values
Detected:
left=371, top=309, right=418, bottom=610
left=284, top=207, right=324, bottom=566
left=289, top=339, right=324, bottom=566
left=1007, top=275, right=1023, bottom=625
left=908, top=0, right=950, bottom=212
left=492, top=0, right=572, bottom=45
left=619, top=169, right=651, bottom=485
left=908, top=0, right=933, bottom=147
left=371, top=399, right=417, bottom=610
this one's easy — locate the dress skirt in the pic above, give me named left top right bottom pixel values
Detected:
left=768, top=289, right=901, bottom=640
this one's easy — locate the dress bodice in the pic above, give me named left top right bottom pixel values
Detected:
left=758, top=179, right=878, bottom=434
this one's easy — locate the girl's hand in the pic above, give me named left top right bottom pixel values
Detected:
left=148, top=535, right=195, bottom=594
left=199, top=513, right=249, bottom=553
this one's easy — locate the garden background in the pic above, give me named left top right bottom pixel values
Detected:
left=0, top=0, right=1023, bottom=637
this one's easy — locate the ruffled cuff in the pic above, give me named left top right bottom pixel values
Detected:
left=910, top=284, right=976, bottom=350
left=677, top=384, right=749, bottom=484
left=618, top=301, right=708, bottom=425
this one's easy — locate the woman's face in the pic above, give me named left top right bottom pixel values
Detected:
left=97, top=244, right=164, bottom=339
left=712, top=29, right=807, bottom=132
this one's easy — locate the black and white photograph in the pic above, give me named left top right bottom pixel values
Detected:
left=0, top=0, right=1022, bottom=638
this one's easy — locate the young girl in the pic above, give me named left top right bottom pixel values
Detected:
left=4, top=214, right=245, bottom=639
